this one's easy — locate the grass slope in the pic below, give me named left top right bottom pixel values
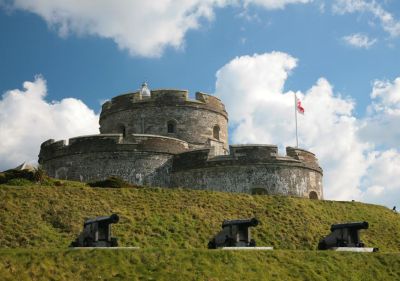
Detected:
left=0, top=249, right=399, bottom=281
left=1, top=183, right=400, bottom=251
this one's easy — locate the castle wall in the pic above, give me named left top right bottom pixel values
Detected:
left=38, top=88, right=324, bottom=199
left=171, top=145, right=323, bottom=199
left=39, top=134, right=189, bottom=186
left=99, top=90, right=228, bottom=152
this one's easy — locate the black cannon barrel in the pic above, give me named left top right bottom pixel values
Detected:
left=222, top=218, right=259, bottom=228
left=84, top=213, right=119, bottom=226
left=330, top=221, right=368, bottom=231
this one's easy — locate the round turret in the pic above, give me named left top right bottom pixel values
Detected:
left=99, top=89, right=229, bottom=152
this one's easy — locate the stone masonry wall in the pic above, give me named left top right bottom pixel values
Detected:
left=171, top=145, right=323, bottom=199
left=39, top=134, right=189, bottom=186
left=99, top=90, right=229, bottom=152
left=38, top=89, right=324, bottom=199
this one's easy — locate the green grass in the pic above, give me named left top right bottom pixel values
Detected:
left=0, top=249, right=399, bottom=281
left=1, top=182, right=400, bottom=280
left=1, top=183, right=399, bottom=251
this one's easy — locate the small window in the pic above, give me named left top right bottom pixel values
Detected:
left=118, top=124, right=126, bottom=137
left=213, top=125, right=220, bottom=140
left=167, top=120, right=176, bottom=133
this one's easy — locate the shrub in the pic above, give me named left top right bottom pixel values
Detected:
left=3, top=169, right=36, bottom=181
left=0, top=173, right=6, bottom=184
left=87, top=176, right=140, bottom=188
left=0, top=168, right=49, bottom=185
left=6, top=178, right=33, bottom=186
left=0, top=170, right=35, bottom=185
left=33, top=167, right=47, bottom=183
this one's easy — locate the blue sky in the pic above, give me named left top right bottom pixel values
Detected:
left=0, top=0, right=400, bottom=207
left=1, top=1, right=399, bottom=112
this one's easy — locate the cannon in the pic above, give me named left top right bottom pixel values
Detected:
left=208, top=218, right=259, bottom=249
left=318, top=221, right=377, bottom=251
left=70, top=214, right=119, bottom=247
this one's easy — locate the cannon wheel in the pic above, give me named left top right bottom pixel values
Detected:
left=224, top=237, right=236, bottom=247
left=208, top=240, right=217, bottom=249
left=337, top=239, right=347, bottom=247
left=110, top=237, right=118, bottom=247
left=317, top=240, right=327, bottom=250
left=69, top=240, right=79, bottom=248
left=84, top=237, right=94, bottom=247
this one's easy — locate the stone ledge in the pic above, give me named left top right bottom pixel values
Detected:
left=172, top=145, right=322, bottom=174
left=100, top=89, right=228, bottom=120
left=39, top=134, right=189, bottom=163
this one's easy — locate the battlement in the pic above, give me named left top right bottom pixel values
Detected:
left=39, top=134, right=189, bottom=163
left=172, top=145, right=322, bottom=173
left=100, top=89, right=227, bottom=119
left=286, top=147, right=321, bottom=170
left=230, top=145, right=278, bottom=160
left=38, top=84, right=323, bottom=199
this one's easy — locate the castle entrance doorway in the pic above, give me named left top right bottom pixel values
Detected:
left=309, top=191, right=318, bottom=200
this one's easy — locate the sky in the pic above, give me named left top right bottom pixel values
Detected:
left=0, top=0, right=399, bottom=207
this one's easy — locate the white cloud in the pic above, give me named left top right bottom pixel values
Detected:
left=1, top=0, right=311, bottom=57
left=360, top=149, right=400, bottom=207
left=215, top=52, right=370, bottom=201
left=243, top=0, right=311, bottom=9
left=214, top=52, right=400, bottom=207
left=359, top=77, right=400, bottom=148
left=333, top=0, right=400, bottom=37
left=370, top=77, right=400, bottom=111
left=343, top=33, right=377, bottom=48
left=0, top=76, right=99, bottom=171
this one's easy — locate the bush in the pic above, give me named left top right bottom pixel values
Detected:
left=0, top=167, right=49, bottom=185
left=0, top=173, right=6, bottom=184
left=0, top=170, right=35, bottom=185
left=33, top=167, right=47, bottom=183
left=6, top=178, right=33, bottom=186
left=87, top=176, right=140, bottom=188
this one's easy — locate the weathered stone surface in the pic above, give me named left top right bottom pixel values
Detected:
left=39, top=134, right=187, bottom=186
left=100, top=89, right=228, bottom=152
left=38, top=89, right=324, bottom=199
left=171, top=145, right=323, bottom=199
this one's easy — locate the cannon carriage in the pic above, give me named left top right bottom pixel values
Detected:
left=208, top=218, right=259, bottom=249
left=70, top=214, right=119, bottom=247
left=318, top=221, right=378, bottom=251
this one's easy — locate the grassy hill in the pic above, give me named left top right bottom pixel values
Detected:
left=1, top=182, right=400, bottom=280
left=1, top=249, right=399, bottom=281
left=1, top=182, right=400, bottom=251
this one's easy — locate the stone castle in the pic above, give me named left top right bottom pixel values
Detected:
left=39, top=86, right=323, bottom=199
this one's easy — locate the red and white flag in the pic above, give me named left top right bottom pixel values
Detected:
left=297, top=98, right=305, bottom=115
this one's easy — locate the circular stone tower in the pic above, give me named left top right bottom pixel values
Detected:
left=38, top=87, right=324, bottom=199
left=99, top=89, right=229, bottom=153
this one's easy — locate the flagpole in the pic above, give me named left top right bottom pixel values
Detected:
left=294, top=93, right=298, bottom=148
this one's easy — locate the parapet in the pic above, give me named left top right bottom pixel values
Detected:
left=152, top=89, right=188, bottom=102
left=39, top=134, right=189, bottom=163
left=195, top=92, right=225, bottom=111
left=172, top=145, right=322, bottom=173
left=230, top=145, right=278, bottom=161
left=286, top=147, right=321, bottom=171
left=100, top=89, right=228, bottom=120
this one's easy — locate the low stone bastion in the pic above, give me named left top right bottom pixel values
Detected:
left=39, top=134, right=189, bottom=187
left=171, top=145, right=323, bottom=199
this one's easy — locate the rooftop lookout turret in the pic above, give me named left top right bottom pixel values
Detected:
left=99, top=89, right=229, bottom=153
